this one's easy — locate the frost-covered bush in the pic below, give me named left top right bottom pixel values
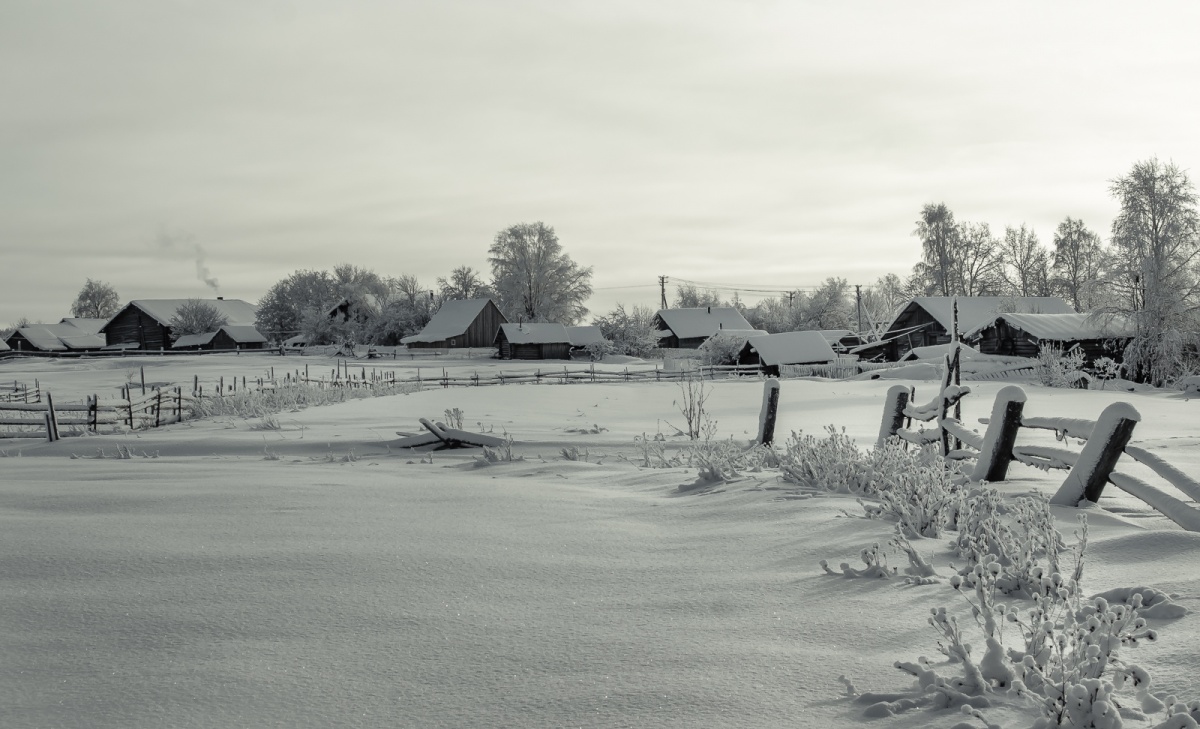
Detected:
left=583, top=339, right=616, bottom=361
left=697, top=331, right=749, bottom=366
left=684, top=437, right=772, bottom=483
left=1090, top=357, right=1122, bottom=389
left=952, top=492, right=1067, bottom=599
left=192, top=381, right=418, bottom=420
left=779, top=430, right=963, bottom=537
left=672, top=374, right=712, bottom=440
left=1035, top=344, right=1088, bottom=388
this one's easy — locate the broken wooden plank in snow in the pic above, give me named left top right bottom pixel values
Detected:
left=394, top=418, right=509, bottom=450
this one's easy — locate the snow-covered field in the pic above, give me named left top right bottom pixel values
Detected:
left=2, top=353, right=1199, bottom=728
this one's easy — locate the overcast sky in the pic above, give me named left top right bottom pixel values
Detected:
left=4, top=1, right=1200, bottom=324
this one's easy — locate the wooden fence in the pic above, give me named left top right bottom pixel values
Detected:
left=0, top=380, right=40, bottom=403
left=878, top=381, right=1200, bottom=532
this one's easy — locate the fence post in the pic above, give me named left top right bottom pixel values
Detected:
left=756, top=379, right=781, bottom=446
left=44, top=392, right=60, bottom=442
left=155, top=388, right=163, bottom=428
left=141, top=366, right=146, bottom=396
left=176, top=387, right=182, bottom=423
left=89, top=394, right=98, bottom=432
left=876, top=385, right=911, bottom=449
left=1051, top=401, right=1141, bottom=506
left=970, top=385, right=1026, bottom=483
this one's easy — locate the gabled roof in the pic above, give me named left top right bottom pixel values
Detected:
left=497, top=322, right=571, bottom=345
left=655, top=307, right=754, bottom=340
left=401, top=299, right=499, bottom=344
left=57, top=333, right=106, bottom=350
left=0, top=338, right=10, bottom=352
left=173, top=332, right=217, bottom=348
left=901, top=343, right=981, bottom=362
left=9, top=327, right=68, bottom=351
left=101, top=299, right=259, bottom=331
left=743, top=331, right=837, bottom=366
left=817, top=329, right=854, bottom=343
left=977, top=312, right=1136, bottom=341
left=889, top=297, right=1075, bottom=338
left=566, top=325, right=606, bottom=347
left=58, top=318, right=109, bottom=334
left=218, top=325, right=267, bottom=344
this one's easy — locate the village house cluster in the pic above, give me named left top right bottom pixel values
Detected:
left=1, top=292, right=1133, bottom=378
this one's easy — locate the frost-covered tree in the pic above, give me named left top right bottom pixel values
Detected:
left=951, top=222, right=1005, bottom=296
left=1050, top=217, right=1106, bottom=312
left=255, top=269, right=339, bottom=341
left=169, top=299, right=228, bottom=339
left=591, top=303, right=660, bottom=357
left=1000, top=224, right=1051, bottom=297
left=1104, top=158, right=1200, bottom=385
left=70, top=279, right=120, bottom=319
left=437, top=266, right=492, bottom=301
left=914, top=203, right=960, bottom=297
left=673, top=284, right=724, bottom=309
left=488, top=222, right=592, bottom=324
left=798, top=277, right=854, bottom=330
left=859, top=273, right=907, bottom=338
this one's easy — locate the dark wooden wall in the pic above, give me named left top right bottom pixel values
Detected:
left=104, top=306, right=171, bottom=350
left=407, top=301, right=507, bottom=349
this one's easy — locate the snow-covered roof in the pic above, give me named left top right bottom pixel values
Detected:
left=977, top=313, right=1136, bottom=341
left=57, top=333, right=106, bottom=350
left=891, top=297, right=1075, bottom=338
left=102, top=299, right=259, bottom=330
left=497, top=322, right=571, bottom=345
left=743, top=331, right=837, bottom=366
left=173, top=332, right=217, bottom=348
left=283, top=334, right=307, bottom=347
left=10, top=327, right=68, bottom=351
left=900, top=342, right=981, bottom=362
left=219, top=325, right=267, bottom=344
left=58, top=318, right=109, bottom=334
left=401, top=299, right=497, bottom=344
left=0, top=339, right=9, bottom=352
left=817, top=329, right=854, bottom=343
left=655, top=307, right=753, bottom=340
left=566, top=325, right=606, bottom=347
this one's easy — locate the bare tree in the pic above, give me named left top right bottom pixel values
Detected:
left=859, top=273, right=908, bottom=337
left=951, top=222, right=1005, bottom=296
left=70, top=279, right=121, bottom=319
left=1000, top=224, right=1051, bottom=297
left=1050, top=217, right=1106, bottom=311
left=1103, top=158, right=1200, bottom=384
left=437, top=266, right=492, bottom=301
left=488, top=222, right=593, bottom=324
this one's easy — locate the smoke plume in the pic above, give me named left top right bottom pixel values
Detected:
left=156, top=227, right=220, bottom=293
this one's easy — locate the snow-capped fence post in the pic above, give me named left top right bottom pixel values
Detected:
left=140, top=367, right=146, bottom=396
left=970, top=385, right=1026, bottom=483
left=1051, top=402, right=1141, bottom=506
left=756, top=379, right=781, bottom=446
left=89, top=394, right=98, bottom=432
left=876, top=385, right=911, bottom=448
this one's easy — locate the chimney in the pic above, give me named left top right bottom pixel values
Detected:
left=217, top=296, right=223, bottom=300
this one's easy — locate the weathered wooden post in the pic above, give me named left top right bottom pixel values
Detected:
left=44, top=392, right=60, bottom=442
left=877, top=385, right=911, bottom=449
left=140, top=366, right=146, bottom=396
left=155, top=388, right=163, bottom=428
left=971, top=385, right=1026, bottom=483
left=193, top=374, right=199, bottom=395
left=1051, top=402, right=1141, bottom=506
left=219, top=375, right=224, bottom=395
left=756, top=379, right=781, bottom=446
left=89, top=394, right=98, bottom=432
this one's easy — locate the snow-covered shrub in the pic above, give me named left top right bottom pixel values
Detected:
left=474, top=436, right=522, bottom=465
left=697, top=331, right=748, bottom=366
left=583, top=339, right=616, bottom=361
left=443, top=407, right=465, bottom=429
left=684, top=437, right=771, bottom=483
left=952, top=492, right=1067, bottom=599
left=626, top=432, right=681, bottom=469
left=192, top=380, right=419, bottom=420
left=1090, top=357, right=1122, bottom=389
left=1035, top=344, right=1088, bottom=388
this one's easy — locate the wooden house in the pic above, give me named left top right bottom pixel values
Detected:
left=495, top=322, right=572, bottom=360
left=653, top=307, right=754, bottom=349
left=402, top=298, right=507, bottom=349
left=966, top=313, right=1133, bottom=365
left=862, top=296, right=1075, bottom=361
left=100, top=298, right=258, bottom=351
left=737, top=331, right=837, bottom=376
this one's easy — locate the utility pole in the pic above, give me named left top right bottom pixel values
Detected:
left=659, top=275, right=668, bottom=309
left=855, top=284, right=863, bottom=334
left=787, top=291, right=795, bottom=307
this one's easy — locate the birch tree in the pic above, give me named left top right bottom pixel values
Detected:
left=488, top=222, right=593, bottom=324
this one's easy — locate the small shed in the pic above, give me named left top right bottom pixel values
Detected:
left=3, top=321, right=106, bottom=353
left=402, top=298, right=507, bottom=349
left=101, top=298, right=258, bottom=350
left=653, top=307, right=754, bottom=349
left=737, top=331, right=837, bottom=376
left=967, top=313, right=1133, bottom=365
left=495, top=323, right=572, bottom=360
left=566, top=325, right=607, bottom=351
left=173, top=325, right=268, bottom=351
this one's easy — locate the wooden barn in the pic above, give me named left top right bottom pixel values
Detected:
left=100, top=299, right=258, bottom=351
left=967, top=313, right=1133, bottom=365
left=3, top=319, right=107, bottom=353
left=402, top=298, right=507, bottom=350
left=861, top=296, right=1075, bottom=361
left=495, top=323, right=572, bottom=360
left=653, top=307, right=754, bottom=349
left=172, top=325, right=268, bottom=351
left=737, top=331, right=837, bottom=376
